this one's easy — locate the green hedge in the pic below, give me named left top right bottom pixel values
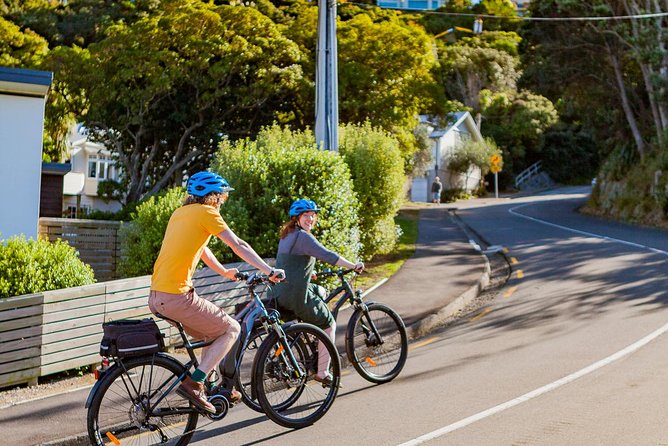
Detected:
left=0, top=236, right=95, bottom=298
left=339, top=122, right=405, bottom=258
left=117, top=187, right=186, bottom=278
left=211, top=125, right=361, bottom=264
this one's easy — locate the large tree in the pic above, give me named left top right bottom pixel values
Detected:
left=522, top=0, right=668, bottom=161
left=56, top=0, right=303, bottom=202
left=435, top=38, right=521, bottom=115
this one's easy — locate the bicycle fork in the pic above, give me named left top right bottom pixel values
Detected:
left=271, top=323, right=307, bottom=384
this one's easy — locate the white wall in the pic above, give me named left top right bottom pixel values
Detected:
left=0, top=94, right=46, bottom=239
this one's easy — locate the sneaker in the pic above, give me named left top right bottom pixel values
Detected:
left=177, top=376, right=216, bottom=414
left=313, top=373, right=341, bottom=388
left=218, top=387, right=243, bottom=404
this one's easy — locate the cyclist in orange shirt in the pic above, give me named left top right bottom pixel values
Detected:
left=149, top=171, right=285, bottom=414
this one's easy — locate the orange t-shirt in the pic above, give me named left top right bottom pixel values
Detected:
left=151, top=204, right=228, bottom=294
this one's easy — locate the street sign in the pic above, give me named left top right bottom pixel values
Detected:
left=490, top=154, right=502, bottom=174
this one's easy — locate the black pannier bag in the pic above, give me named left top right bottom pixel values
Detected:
left=100, top=318, right=165, bottom=358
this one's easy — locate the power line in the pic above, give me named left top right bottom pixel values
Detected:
left=343, top=2, right=668, bottom=21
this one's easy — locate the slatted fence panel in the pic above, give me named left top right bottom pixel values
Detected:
left=0, top=261, right=274, bottom=389
left=0, top=294, right=44, bottom=387
left=39, top=284, right=107, bottom=376
left=38, top=218, right=122, bottom=282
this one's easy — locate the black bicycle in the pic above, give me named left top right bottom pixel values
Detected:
left=317, top=268, right=408, bottom=384
left=85, top=272, right=340, bottom=445
left=223, top=272, right=341, bottom=428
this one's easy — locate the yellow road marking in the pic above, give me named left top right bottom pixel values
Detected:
left=504, top=286, right=518, bottom=299
left=408, top=337, right=439, bottom=351
left=470, top=307, right=492, bottom=322
left=510, top=257, right=519, bottom=265
left=516, top=270, right=524, bottom=279
left=502, top=247, right=509, bottom=254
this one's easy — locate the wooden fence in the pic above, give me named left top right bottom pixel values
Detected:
left=0, top=263, right=266, bottom=389
left=38, top=218, right=122, bottom=282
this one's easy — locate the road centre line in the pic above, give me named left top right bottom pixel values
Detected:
left=469, top=307, right=492, bottom=322
left=503, top=286, right=518, bottom=298
left=409, top=337, right=440, bottom=351
left=508, top=204, right=668, bottom=257
left=397, top=321, right=668, bottom=446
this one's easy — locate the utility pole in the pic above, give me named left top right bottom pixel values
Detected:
left=315, top=0, right=338, bottom=151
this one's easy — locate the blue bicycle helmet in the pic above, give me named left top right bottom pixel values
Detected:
left=186, top=171, right=234, bottom=197
left=289, top=199, right=321, bottom=217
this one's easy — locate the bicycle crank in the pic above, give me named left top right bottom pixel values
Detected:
left=206, top=395, right=230, bottom=421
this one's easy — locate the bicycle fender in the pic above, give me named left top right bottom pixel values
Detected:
left=85, top=374, right=108, bottom=408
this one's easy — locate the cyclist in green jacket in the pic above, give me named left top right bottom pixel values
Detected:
left=271, top=199, right=364, bottom=386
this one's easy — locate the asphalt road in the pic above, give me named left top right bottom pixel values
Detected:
left=183, top=187, right=668, bottom=445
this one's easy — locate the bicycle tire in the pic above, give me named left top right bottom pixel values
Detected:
left=235, top=327, right=268, bottom=412
left=87, top=355, right=198, bottom=446
left=346, top=302, right=408, bottom=384
left=254, top=323, right=340, bottom=429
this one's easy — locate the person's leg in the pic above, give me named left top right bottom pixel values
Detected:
left=316, top=323, right=336, bottom=379
left=198, top=319, right=240, bottom=374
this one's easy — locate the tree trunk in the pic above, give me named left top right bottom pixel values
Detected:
left=622, top=0, right=665, bottom=146
left=607, top=42, right=647, bottom=159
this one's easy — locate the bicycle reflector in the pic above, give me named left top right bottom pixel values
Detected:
left=95, top=358, right=110, bottom=380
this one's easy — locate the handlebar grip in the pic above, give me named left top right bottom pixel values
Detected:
left=235, top=272, right=250, bottom=281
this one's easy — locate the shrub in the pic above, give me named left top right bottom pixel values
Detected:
left=339, top=122, right=405, bottom=258
left=211, top=125, right=361, bottom=264
left=117, top=188, right=186, bottom=277
left=0, top=236, right=95, bottom=298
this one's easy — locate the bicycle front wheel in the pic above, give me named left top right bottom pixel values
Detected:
left=87, top=355, right=198, bottom=446
left=254, top=323, right=340, bottom=429
left=346, top=303, right=408, bottom=384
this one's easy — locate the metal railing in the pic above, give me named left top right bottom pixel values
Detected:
left=515, top=161, right=542, bottom=190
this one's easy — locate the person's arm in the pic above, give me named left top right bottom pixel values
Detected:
left=200, top=247, right=239, bottom=281
left=298, top=232, right=364, bottom=273
left=335, top=256, right=364, bottom=273
left=217, top=228, right=285, bottom=282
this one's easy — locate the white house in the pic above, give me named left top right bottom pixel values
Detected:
left=0, top=67, right=52, bottom=239
left=62, top=125, right=122, bottom=217
left=411, top=111, right=485, bottom=202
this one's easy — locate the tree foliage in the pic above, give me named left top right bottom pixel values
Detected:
left=0, top=15, right=48, bottom=67
left=447, top=136, right=500, bottom=175
left=58, top=0, right=303, bottom=203
left=480, top=89, right=559, bottom=175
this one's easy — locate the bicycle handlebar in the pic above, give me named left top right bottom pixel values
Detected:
left=314, top=267, right=357, bottom=279
left=235, top=271, right=269, bottom=285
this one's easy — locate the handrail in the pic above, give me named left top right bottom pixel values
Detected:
left=515, top=161, right=542, bottom=189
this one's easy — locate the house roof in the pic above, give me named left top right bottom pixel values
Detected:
left=420, top=111, right=483, bottom=141
left=41, top=162, right=72, bottom=176
left=0, top=66, right=53, bottom=97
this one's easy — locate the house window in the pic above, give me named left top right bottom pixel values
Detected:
left=87, top=154, right=118, bottom=180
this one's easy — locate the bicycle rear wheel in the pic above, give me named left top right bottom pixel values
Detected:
left=235, top=327, right=268, bottom=412
left=346, top=302, right=408, bottom=384
left=254, top=323, right=340, bottom=429
left=87, top=355, right=198, bottom=446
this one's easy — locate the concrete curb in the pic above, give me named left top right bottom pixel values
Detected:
left=407, top=252, right=491, bottom=339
